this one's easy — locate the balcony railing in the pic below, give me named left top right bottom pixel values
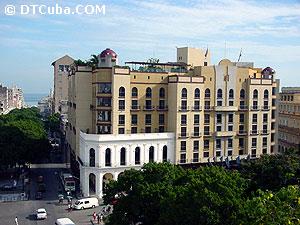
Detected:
left=250, top=130, right=258, bottom=135
left=130, top=105, right=141, bottom=111
left=237, top=130, right=247, bottom=135
left=261, top=129, right=270, bottom=134
left=156, top=105, right=168, bottom=111
left=261, top=105, right=270, bottom=110
left=203, top=131, right=212, bottom=136
left=250, top=106, right=259, bottom=111
left=239, top=105, right=248, bottom=110
left=204, top=106, right=213, bottom=111
left=191, top=106, right=202, bottom=111
left=178, top=132, right=188, bottom=138
left=191, top=132, right=201, bottom=137
left=143, top=105, right=155, bottom=111
left=178, top=106, right=189, bottom=111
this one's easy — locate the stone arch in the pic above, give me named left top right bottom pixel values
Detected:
left=102, top=173, right=114, bottom=193
left=149, top=146, right=154, bottom=163
left=162, top=145, right=168, bottom=162
left=120, top=147, right=126, bottom=165
left=89, top=148, right=95, bottom=167
left=89, top=173, right=96, bottom=196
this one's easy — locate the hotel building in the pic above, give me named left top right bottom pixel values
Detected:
left=65, top=47, right=278, bottom=197
left=278, top=87, right=300, bottom=152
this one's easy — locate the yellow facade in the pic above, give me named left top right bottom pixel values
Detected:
left=66, top=48, right=278, bottom=167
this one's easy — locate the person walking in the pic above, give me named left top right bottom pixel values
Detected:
left=15, top=216, right=19, bottom=225
left=97, top=213, right=100, bottom=224
left=93, top=212, right=97, bottom=221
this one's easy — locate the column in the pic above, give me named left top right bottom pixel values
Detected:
left=126, top=145, right=130, bottom=166
left=114, top=145, right=118, bottom=167
left=155, top=143, right=160, bottom=162
left=98, top=172, right=103, bottom=198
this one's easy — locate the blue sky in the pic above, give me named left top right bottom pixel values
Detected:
left=0, top=0, right=300, bottom=93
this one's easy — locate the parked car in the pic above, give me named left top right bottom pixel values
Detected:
left=36, top=208, right=47, bottom=220
left=73, top=197, right=99, bottom=210
left=35, top=191, right=43, bottom=200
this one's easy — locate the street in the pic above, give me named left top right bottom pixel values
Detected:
left=0, top=167, right=103, bottom=225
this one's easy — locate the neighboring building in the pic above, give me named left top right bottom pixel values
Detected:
left=0, top=84, right=24, bottom=114
left=0, top=84, right=8, bottom=114
left=278, top=87, right=300, bottom=152
left=65, top=47, right=278, bottom=197
left=37, top=94, right=53, bottom=118
left=52, top=55, right=74, bottom=114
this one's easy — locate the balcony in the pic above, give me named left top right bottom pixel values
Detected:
left=191, top=132, right=201, bottom=138
left=237, top=130, right=248, bottom=135
left=130, top=105, right=141, bottom=111
left=214, top=106, right=238, bottom=111
left=214, top=131, right=236, bottom=137
left=261, top=106, right=270, bottom=111
left=250, top=130, right=259, bottom=135
left=178, top=106, right=189, bottom=111
left=239, top=105, right=248, bottom=110
left=191, top=106, right=202, bottom=111
left=178, top=132, right=188, bottom=138
left=204, top=106, right=213, bottom=111
left=143, top=105, right=155, bottom=111
left=156, top=105, right=168, bottom=111
left=261, top=129, right=270, bottom=135
left=250, top=106, right=259, bottom=111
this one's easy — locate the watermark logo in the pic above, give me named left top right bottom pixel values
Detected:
left=4, top=4, right=106, bottom=16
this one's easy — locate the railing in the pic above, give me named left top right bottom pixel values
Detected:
left=250, top=130, right=258, bottom=135
left=261, top=129, right=270, bottom=134
left=261, top=106, right=270, bottom=110
left=237, top=130, right=247, bottom=135
left=204, top=106, right=213, bottom=110
left=239, top=105, right=248, bottom=110
left=250, top=106, right=259, bottom=110
left=130, top=105, right=141, bottom=111
left=156, top=105, right=168, bottom=111
left=191, top=106, right=202, bottom=111
left=178, top=106, right=189, bottom=111
left=143, top=105, right=155, bottom=111
left=191, top=132, right=201, bottom=137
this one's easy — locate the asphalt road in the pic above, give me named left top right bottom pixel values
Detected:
left=0, top=167, right=104, bottom=225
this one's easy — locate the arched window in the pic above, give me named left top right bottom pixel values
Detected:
left=163, top=145, right=168, bottom=162
left=120, top=147, right=126, bottom=165
left=159, top=87, right=165, bottom=98
left=217, top=89, right=223, bottom=99
left=253, top=89, right=258, bottom=99
left=89, top=173, right=96, bottom=195
left=105, top=148, right=111, bottom=166
left=205, top=88, right=211, bottom=98
left=194, top=88, right=200, bottom=99
left=135, top=147, right=140, bottom=165
left=119, top=86, right=125, bottom=97
left=149, top=146, right=154, bottom=163
left=264, top=89, right=269, bottom=99
left=132, top=87, right=138, bottom=97
left=181, top=88, right=187, bottom=98
left=89, top=148, right=95, bottom=167
left=240, top=89, right=245, bottom=99
left=229, top=89, right=234, bottom=99
left=146, top=87, right=152, bottom=98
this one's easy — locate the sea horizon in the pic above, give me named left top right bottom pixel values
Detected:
left=24, top=93, right=49, bottom=106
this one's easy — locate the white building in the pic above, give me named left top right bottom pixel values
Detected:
left=79, top=131, right=175, bottom=197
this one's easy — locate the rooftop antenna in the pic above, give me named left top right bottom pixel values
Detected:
left=237, top=48, right=242, bottom=62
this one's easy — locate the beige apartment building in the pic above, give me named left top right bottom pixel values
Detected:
left=65, top=47, right=278, bottom=191
left=52, top=55, right=74, bottom=114
left=278, top=87, right=300, bottom=152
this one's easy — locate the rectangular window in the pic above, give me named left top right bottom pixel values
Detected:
left=228, top=114, right=233, bottom=123
left=204, top=101, right=210, bottom=109
left=119, top=100, right=125, bottom=110
left=239, top=114, right=244, bottom=123
left=131, top=127, right=137, bottom=134
left=252, top=114, right=257, bottom=123
left=194, top=100, right=200, bottom=110
left=228, top=139, right=233, bottom=148
left=97, top=98, right=111, bottom=107
left=159, top=114, right=165, bottom=125
left=145, top=127, right=151, bottom=133
left=228, top=125, right=233, bottom=131
left=159, top=100, right=165, bottom=109
left=263, top=113, right=268, bottom=123
left=118, top=128, right=125, bottom=134
left=204, top=140, right=209, bottom=149
left=252, top=138, right=257, bottom=147
left=263, top=137, right=267, bottom=146
left=193, top=153, right=199, bottom=162
left=180, top=154, right=186, bottom=163
left=145, top=114, right=151, bottom=125
left=203, top=151, right=209, bottom=158
left=216, top=114, right=222, bottom=123
left=98, top=83, right=112, bottom=94
left=194, top=114, right=200, bottom=124
left=118, top=115, right=125, bottom=125
left=239, top=138, right=244, bottom=148
left=145, top=100, right=152, bottom=109
left=181, top=114, right=187, bottom=125
left=216, top=139, right=221, bottom=149
left=97, top=111, right=111, bottom=122
left=204, top=114, right=210, bottom=124
left=181, top=100, right=187, bottom=110
left=131, top=114, right=137, bottom=125
left=131, top=100, right=138, bottom=109
left=193, top=141, right=199, bottom=151
left=204, top=126, right=210, bottom=135
left=217, top=100, right=222, bottom=106
left=216, top=125, right=222, bottom=131
left=194, top=127, right=200, bottom=136
left=181, top=141, right=186, bottom=152
left=181, top=127, right=187, bottom=136
left=159, top=126, right=164, bottom=132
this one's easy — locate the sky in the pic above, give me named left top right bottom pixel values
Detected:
left=0, top=0, right=300, bottom=94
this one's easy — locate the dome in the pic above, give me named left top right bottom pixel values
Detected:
left=218, top=59, right=233, bottom=66
left=100, top=48, right=117, bottom=58
left=261, top=67, right=275, bottom=75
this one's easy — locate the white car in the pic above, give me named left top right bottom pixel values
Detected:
left=36, top=208, right=47, bottom=220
